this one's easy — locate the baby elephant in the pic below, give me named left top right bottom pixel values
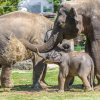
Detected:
left=45, top=44, right=94, bottom=92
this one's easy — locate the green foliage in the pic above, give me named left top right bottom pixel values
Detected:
left=53, top=0, right=71, bottom=12
left=0, top=0, right=70, bottom=14
left=47, top=0, right=53, bottom=3
left=54, top=0, right=60, bottom=12
left=0, top=0, right=20, bottom=15
left=74, top=45, right=85, bottom=51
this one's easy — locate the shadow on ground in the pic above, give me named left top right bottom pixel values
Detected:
left=9, top=84, right=83, bottom=92
left=11, top=84, right=34, bottom=92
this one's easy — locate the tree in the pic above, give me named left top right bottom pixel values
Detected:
left=53, top=0, right=70, bottom=12
left=53, top=0, right=60, bottom=12
left=0, top=0, right=20, bottom=15
left=0, top=0, right=70, bottom=15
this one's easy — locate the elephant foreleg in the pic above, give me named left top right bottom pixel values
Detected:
left=58, top=72, right=66, bottom=92
left=1, top=65, right=13, bottom=88
left=32, top=55, right=47, bottom=90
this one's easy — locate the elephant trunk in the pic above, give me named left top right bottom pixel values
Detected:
left=21, top=30, right=63, bottom=53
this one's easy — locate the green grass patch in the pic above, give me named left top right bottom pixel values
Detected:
left=0, top=68, right=100, bottom=100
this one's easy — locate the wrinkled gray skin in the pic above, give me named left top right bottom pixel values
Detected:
left=51, top=0, right=100, bottom=90
left=45, top=44, right=94, bottom=92
left=0, top=11, right=55, bottom=89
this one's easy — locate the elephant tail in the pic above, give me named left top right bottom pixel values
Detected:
left=90, top=57, right=94, bottom=89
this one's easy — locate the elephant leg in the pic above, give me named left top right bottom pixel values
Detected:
left=0, top=65, right=1, bottom=86
left=92, top=52, right=100, bottom=90
left=93, top=54, right=100, bottom=85
left=65, top=76, right=74, bottom=91
left=69, top=76, right=74, bottom=86
left=40, top=64, right=48, bottom=85
left=91, top=40, right=100, bottom=85
left=79, top=75, right=92, bottom=91
left=1, top=65, right=13, bottom=88
left=37, top=63, right=48, bottom=89
left=0, top=75, right=1, bottom=87
left=32, top=56, right=47, bottom=90
left=58, top=72, right=66, bottom=92
left=92, top=54, right=100, bottom=84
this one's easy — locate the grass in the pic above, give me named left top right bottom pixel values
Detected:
left=0, top=68, right=100, bottom=100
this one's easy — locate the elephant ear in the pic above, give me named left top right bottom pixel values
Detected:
left=44, top=29, right=52, bottom=42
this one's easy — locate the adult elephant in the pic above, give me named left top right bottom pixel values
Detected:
left=46, top=0, right=100, bottom=90
left=0, top=11, right=54, bottom=89
left=0, top=11, right=76, bottom=89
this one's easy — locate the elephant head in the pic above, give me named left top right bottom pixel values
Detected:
left=54, top=1, right=84, bottom=39
left=35, top=39, right=71, bottom=63
left=22, top=1, right=83, bottom=53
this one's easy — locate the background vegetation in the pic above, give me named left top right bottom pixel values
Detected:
left=0, top=0, right=20, bottom=15
left=0, top=0, right=71, bottom=15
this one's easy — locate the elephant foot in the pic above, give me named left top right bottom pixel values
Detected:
left=39, top=81, right=48, bottom=89
left=65, top=87, right=71, bottom=91
left=1, top=88, right=11, bottom=92
left=32, top=81, right=48, bottom=91
left=94, top=85, right=100, bottom=91
left=58, top=90, right=64, bottom=93
left=1, top=79, right=14, bottom=88
left=84, top=87, right=94, bottom=92
left=1, top=65, right=13, bottom=88
left=32, top=83, right=41, bottom=91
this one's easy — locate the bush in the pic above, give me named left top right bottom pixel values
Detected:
left=0, top=0, right=19, bottom=15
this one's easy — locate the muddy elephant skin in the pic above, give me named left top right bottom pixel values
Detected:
left=45, top=44, right=94, bottom=92
left=0, top=11, right=54, bottom=88
left=51, top=0, right=100, bottom=88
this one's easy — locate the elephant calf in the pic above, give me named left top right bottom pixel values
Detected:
left=45, top=44, right=94, bottom=92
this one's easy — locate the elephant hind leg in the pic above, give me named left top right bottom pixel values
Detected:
left=65, top=76, right=74, bottom=91
left=79, top=74, right=93, bottom=91
left=1, top=65, right=13, bottom=88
